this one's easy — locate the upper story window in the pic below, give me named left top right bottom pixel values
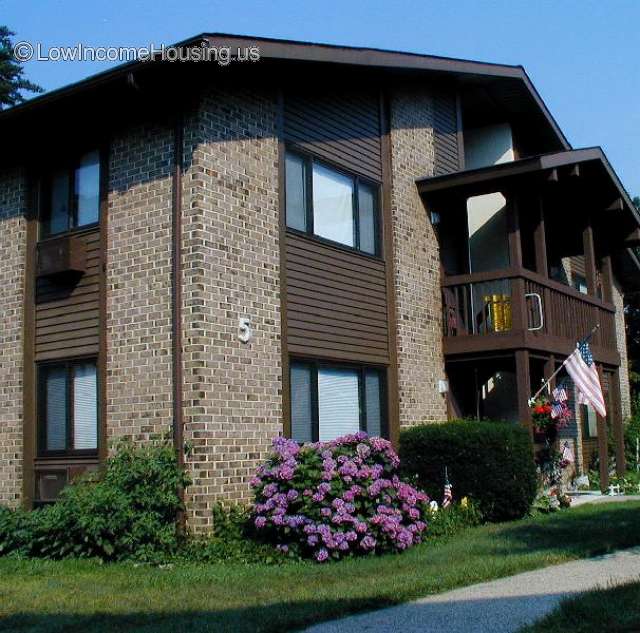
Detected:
left=285, top=151, right=380, bottom=256
left=41, top=149, right=100, bottom=238
left=38, top=359, right=98, bottom=456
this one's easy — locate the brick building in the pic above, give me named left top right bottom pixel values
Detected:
left=1, top=35, right=638, bottom=531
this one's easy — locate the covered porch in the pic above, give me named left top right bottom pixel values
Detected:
left=418, top=147, right=640, bottom=490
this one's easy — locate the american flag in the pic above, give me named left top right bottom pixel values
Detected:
left=442, top=467, right=453, bottom=508
left=550, top=402, right=564, bottom=419
left=552, top=385, right=568, bottom=402
left=563, top=340, right=606, bottom=418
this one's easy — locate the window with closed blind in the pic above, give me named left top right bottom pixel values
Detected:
left=289, top=361, right=387, bottom=443
left=38, top=359, right=98, bottom=455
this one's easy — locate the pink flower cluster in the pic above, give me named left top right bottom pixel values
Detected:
left=251, top=432, right=429, bottom=562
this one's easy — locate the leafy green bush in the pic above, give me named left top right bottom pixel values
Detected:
left=624, top=416, right=640, bottom=471
left=0, top=440, right=190, bottom=562
left=425, top=500, right=483, bottom=539
left=399, top=420, right=537, bottom=522
left=179, top=503, right=287, bottom=565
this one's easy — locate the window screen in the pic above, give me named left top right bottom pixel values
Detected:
left=364, top=370, right=382, bottom=437
left=44, top=366, right=67, bottom=451
left=285, top=152, right=307, bottom=232
left=75, top=150, right=100, bottom=227
left=291, top=363, right=313, bottom=443
left=73, top=362, right=98, bottom=450
left=358, top=183, right=377, bottom=255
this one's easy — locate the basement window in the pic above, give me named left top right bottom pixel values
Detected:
left=290, top=361, right=386, bottom=442
left=40, top=149, right=100, bottom=237
left=38, top=359, right=98, bottom=455
left=285, top=151, right=380, bottom=256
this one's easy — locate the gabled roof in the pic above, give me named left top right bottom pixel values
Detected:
left=0, top=33, right=570, bottom=150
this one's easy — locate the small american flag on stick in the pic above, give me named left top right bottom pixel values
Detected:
left=552, top=385, right=568, bottom=402
left=563, top=340, right=606, bottom=417
left=442, top=467, right=453, bottom=508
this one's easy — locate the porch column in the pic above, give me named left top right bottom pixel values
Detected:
left=516, top=350, right=532, bottom=434
left=534, top=194, right=548, bottom=276
left=507, top=194, right=527, bottom=331
left=596, top=363, right=610, bottom=492
left=583, top=217, right=597, bottom=296
left=601, top=254, right=614, bottom=304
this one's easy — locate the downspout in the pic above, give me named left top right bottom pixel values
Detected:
left=171, top=111, right=185, bottom=524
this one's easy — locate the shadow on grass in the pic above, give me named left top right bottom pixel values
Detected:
left=0, top=591, right=587, bottom=633
left=497, top=503, right=640, bottom=559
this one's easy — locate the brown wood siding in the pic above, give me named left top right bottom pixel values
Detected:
left=286, top=233, right=389, bottom=364
left=433, top=89, right=461, bottom=176
left=35, top=229, right=100, bottom=361
left=283, top=90, right=382, bottom=182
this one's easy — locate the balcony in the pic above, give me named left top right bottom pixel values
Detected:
left=442, top=266, right=619, bottom=365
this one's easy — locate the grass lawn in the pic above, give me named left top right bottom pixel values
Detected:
left=1, top=501, right=639, bottom=633
left=522, top=579, right=640, bottom=633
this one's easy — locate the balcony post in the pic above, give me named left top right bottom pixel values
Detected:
left=507, top=193, right=527, bottom=331
left=534, top=194, right=548, bottom=276
left=583, top=217, right=597, bottom=297
left=601, top=254, right=614, bottom=304
left=516, top=350, right=532, bottom=435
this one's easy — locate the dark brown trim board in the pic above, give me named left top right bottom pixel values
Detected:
left=380, top=89, right=400, bottom=447
left=98, top=144, right=109, bottom=464
left=21, top=174, right=38, bottom=508
left=277, top=88, right=292, bottom=438
left=172, top=113, right=184, bottom=463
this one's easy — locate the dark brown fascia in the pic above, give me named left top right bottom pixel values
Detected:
left=0, top=33, right=569, bottom=151
left=416, top=146, right=639, bottom=225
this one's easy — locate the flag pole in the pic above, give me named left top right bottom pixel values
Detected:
left=527, top=323, right=600, bottom=405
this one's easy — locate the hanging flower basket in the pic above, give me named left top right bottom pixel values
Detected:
left=531, top=397, right=572, bottom=442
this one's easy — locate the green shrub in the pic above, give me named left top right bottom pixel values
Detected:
left=0, top=439, right=190, bottom=562
left=399, top=420, right=537, bottom=522
left=624, top=416, right=640, bottom=471
left=179, top=503, right=287, bottom=565
left=425, top=500, right=483, bottom=539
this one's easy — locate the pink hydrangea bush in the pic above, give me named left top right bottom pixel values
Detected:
left=250, top=433, right=429, bottom=562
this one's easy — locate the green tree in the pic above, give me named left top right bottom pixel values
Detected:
left=0, top=26, right=43, bottom=109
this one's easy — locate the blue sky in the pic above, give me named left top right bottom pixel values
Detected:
left=4, top=0, right=639, bottom=195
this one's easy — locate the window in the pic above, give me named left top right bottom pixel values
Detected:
left=41, top=149, right=100, bottom=237
left=581, top=404, right=598, bottom=439
left=285, top=151, right=380, bottom=255
left=38, top=360, right=98, bottom=455
left=290, top=361, right=386, bottom=442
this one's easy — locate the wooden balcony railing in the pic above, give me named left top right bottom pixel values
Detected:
left=442, top=267, right=618, bottom=361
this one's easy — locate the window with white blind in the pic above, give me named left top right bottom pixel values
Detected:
left=285, top=150, right=380, bottom=256
left=39, top=359, right=99, bottom=455
left=290, top=361, right=386, bottom=443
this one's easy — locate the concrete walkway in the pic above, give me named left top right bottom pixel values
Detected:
left=305, top=547, right=640, bottom=633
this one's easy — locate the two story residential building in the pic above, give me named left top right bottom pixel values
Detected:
left=1, top=34, right=637, bottom=531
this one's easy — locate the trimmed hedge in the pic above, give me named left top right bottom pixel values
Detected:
left=399, top=420, right=537, bottom=522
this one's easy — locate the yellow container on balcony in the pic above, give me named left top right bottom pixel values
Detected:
left=483, top=294, right=512, bottom=332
